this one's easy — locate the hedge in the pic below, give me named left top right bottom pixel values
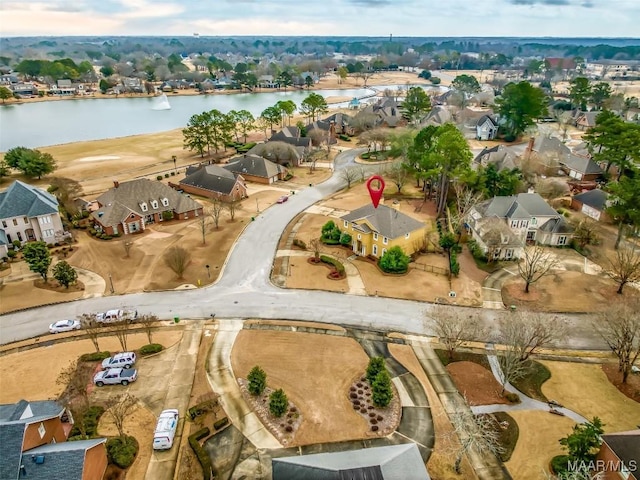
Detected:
left=339, top=134, right=351, bottom=142
left=139, top=343, right=163, bottom=356
left=80, top=351, right=111, bottom=362
left=213, top=417, right=229, bottom=430
left=189, top=427, right=213, bottom=480
left=320, top=255, right=345, bottom=275
left=106, top=435, right=139, bottom=469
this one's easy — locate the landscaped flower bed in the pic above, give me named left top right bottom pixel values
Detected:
left=348, top=375, right=401, bottom=436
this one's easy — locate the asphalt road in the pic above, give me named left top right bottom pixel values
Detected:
left=0, top=149, right=607, bottom=351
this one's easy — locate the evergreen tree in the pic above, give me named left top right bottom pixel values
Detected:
left=366, top=356, right=386, bottom=384
left=52, top=261, right=78, bottom=288
left=372, top=369, right=394, bottom=408
left=247, top=366, right=267, bottom=396
left=269, top=389, right=288, bottom=417
left=22, top=241, right=52, bottom=282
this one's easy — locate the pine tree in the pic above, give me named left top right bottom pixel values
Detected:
left=247, top=366, right=267, bottom=396
left=269, top=389, right=288, bottom=417
left=372, top=370, right=393, bottom=408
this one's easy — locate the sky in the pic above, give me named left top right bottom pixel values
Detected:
left=1, top=0, right=639, bottom=38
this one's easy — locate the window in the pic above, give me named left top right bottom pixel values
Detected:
left=382, top=248, right=387, bottom=256
left=373, top=233, right=378, bottom=241
left=531, top=217, right=537, bottom=225
left=1, top=221, right=6, bottom=228
left=13, top=219, right=18, bottom=226
left=373, top=245, right=378, bottom=256
left=343, top=221, right=348, bottom=228
left=38, top=422, right=46, bottom=439
left=162, top=198, right=169, bottom=207
left=16, top=232, right=22, bottom=241
left=511, top=220, right=518, bottom=228
left=405, top=233, right=410, bottom=239
left=520, top=220, right=528, bottom=228
left=151, top=200, right=158, bottom=209
left=505, top=249, right=513, bottom=260
left=140, top=202, right=148, bottom=212
left=357, top=234, right=361, bottom=240
left=383, top=237, right=388, bottom=245
left=558, top=236, right=567, bottom=246
left=23, top=217, right=28, bottom=224
left=43, top=229, right=54, bottom=237
left=39, top=217, right=51, bottom=224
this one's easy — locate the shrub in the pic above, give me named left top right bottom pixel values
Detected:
left=106, top=435, right=139, bottom=469
left=162, top=210, right=174, bottom=221
left=319, top=255, right=345, bottom=276
left=430, top=76, right=441, bottom=85
left=188, top=428, right=212, bottom=480
left=7, top=250, right=16, bottom=260
left=292, top=239, right=307, bottom=250
left=550, top=455, right=572, bottom=476
left=378, top=246, right=410, bottom=274
left=156, top=175, right=163, bottom=181
left=139, top=343, right=163, bottom=356
left=247, top=366, right=267, bottom=396
left=170, top=171, right=175, bottom=176
left=361, top=152, right=370, bottom=159
left=450, top=251, right=460, bottom=277
left=80, top=351, right=111, bottom=362
left=213, top=417, right=229, bottom=430
left=339, top=134, right=351, bottom=141
left=505, top=392, right=520, bottom=403
left=321, top=220, right=341, bottom=243
left=366, top=357, right=386, bottom=384
left=339, top=232, right=352, bottom=246
left=69, top=405, right=105, bottom=439
left=269, top=389, right=288, bottom=417
left=372, top=369, right=393, bottom=407
left=467, top=240, right=487, bottom=261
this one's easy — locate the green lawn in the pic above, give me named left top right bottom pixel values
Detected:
left=490, top=411, right=519, bottom=462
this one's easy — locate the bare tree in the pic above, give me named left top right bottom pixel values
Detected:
left=138, top=314, right=159, bottom=345
left=449, top=411, right=505, bottom=474
left=500, top=310, right=565, bottom=361
left=165, top=246, right=191, bottom=279
left=48, top=177, right=84, bottom=218
left=451, top=183, right=484, bottom=236
left=387, top=161, right=408, bottom=193
left=226, top=199, right=241, bottom=221
left=105, top=394, right=138, bottom=437
left=111, top=320, right=131, bottom=351
left=122, top=240, right=133, bottom=258
left=308, top=129, right=326, bottom=148
left=340, top=167, right=359, bottom=189
left=594, top=300, right=640, bottom=383
left=309, top=237, right=322, bottom=261
left=198, top=209, right=211, bottom=245
left=79, top=313, right=102, bottom=352
left=56, top=360, right=91, bottom=406
left=428, top=306, right=484, bottom=361
left=517, top=244, right=559, bottom=293
left=606, top=246, right=640, bottom=294
left=497, top=347, right=530, bottom=395
left=209, top=199, right=223, bottom=229
left=571, top=218, right=600, bottom=250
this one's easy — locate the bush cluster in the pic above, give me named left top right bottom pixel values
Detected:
left=213, top=417, right=229, bottom=430
left=339, top=134, right=351, bottom=142
left=321, top=220, right=342, bottom=244
left=235, top=142, right=256, bottom=153
left=80, top=351, right=111, bottom=362
left=88, top=228, right=117, bottom=241
left=69, top=405, right=105, bottom=439
left=188, top=427, right=213, bottom=480
left=320, top=255, right=345, bottom=276
left=106, top=435, right=139, bottom=469
left=139, top=343, right=163, bottom=356
left=292, top=238, right=307, bottom=250
left=467, top=240, right=487, bottom=262
left=378, top=246, right=409, bottom=274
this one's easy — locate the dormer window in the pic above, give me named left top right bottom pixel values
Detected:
left=161, top=198, right=169, bottom=207
left=140, top=202, right=148, bottom=212
left=151, top=200, right=158, bottom=209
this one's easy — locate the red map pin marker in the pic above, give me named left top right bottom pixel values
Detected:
left=366, top=175, right=385, bottom=209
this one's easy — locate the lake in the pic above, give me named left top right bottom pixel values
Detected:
left=0, top=85, right=445, bottom=151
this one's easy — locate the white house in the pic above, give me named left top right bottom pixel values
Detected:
left=0, top=181, right=68, bottom=257
left=476, top=115, right=499, bottom=141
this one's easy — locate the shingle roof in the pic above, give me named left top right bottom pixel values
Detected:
left=0, top=423, right=25, bottom=480
left=93, top=179, right=200, bottom=227
left=602, top=430, right=640, bottom=474
left=224, top=155, right=285, bottom=179
left=180, top=165, right=239, bottom=195
left=474, top=145, right=518, bottom=171
left=532, top=136, right=570, bottom=160
left=477, top=115, right=498, bottom=127
left=341, top=204, right=424, bottom=239
left=272, top=443, right=429, bottom=480
left=539, top=217, right=572, bottom=234
left=0, top=180, right=59, bottom=220
left=19, top=438, right=106, bottom=480
left=475, top=217, right=524, bottom=248
left=573, top=189, right=609, bottom=211
left=561, top=154, right=603, bottom=175
left=475, top=193, right=559, bottom=219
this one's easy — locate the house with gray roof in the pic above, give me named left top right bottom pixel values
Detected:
left=571, top=189, right=610, bottom=222
left=179, top=165, right=247, bottom=202
left=596, top=429, right=640, bottom=480
left=468, top=192, right=572, bottom=256
left=0, top=180, right=67, bottom=255
left=0, top=399, right=107, bottom=480
left=560, top=154, right=603, bottom=181
left=272, top=443, right=429, bottom=480
left=340, top=202, right=426, bottom=258
left=224, top=154, right=287, bottom=184
left=420, top=106, right=452, bottom=127
left=92, top=178, right=203, bottom=235
left=476, top=115, right=499, bottom=141
left=474, top=145, right=519, bottom=172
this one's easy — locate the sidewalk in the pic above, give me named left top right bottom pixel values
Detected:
left=145, top=321, right=204, bottom=480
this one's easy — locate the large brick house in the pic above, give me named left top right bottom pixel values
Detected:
left=91, top=179, right=202, bottom=235
left=340, top=203, right=426, bottom=258
left=223, top=154, right=287, bottom=184
left=179, top=165, right=247, bottom=201
left=595, top=429, right=639, bottom=479
left=0, top=399, right=108, bottom=480
left=0, top=180, right=68, bottom=257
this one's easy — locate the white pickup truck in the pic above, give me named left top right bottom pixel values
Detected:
left=93, top=368, right=138, bottom=386
left=95, top=308, right=138, bottom=324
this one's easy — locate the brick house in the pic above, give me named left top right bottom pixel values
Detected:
left=571, top=189, right=611, bottom=222
left=91, top=179, right=202, bottom=235
left=179, top=165, right=247, bottom=202
left=223, top=154, right=287, bottom=184
left=595, top=429, right=639, bottom=479
left=0, top=399, right=107, bottom=480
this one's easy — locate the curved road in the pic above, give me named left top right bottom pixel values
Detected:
left=0, top=149, right=606, bottom=351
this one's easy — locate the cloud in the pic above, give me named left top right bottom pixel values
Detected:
left=509, top=0, right=571, bottom=5
left=346, top=0, right=393, bottom=5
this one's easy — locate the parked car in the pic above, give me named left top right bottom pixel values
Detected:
left=277, top=195, right=289, bottom=204
left=49, top=319, right=81, bottom=334
left=101, top=352, right=137, bottom=370
left=153, top=409, right=179, bottom=450
left=96, top=308, right=138, bottom=323
left=93, top=368, right=138, bottom=386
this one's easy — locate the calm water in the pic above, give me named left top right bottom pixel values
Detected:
left=0, top=88, right=371, bottom=151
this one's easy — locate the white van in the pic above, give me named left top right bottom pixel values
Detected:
left=153, top=409, right=179, bottom=450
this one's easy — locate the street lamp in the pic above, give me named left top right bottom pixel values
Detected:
left=205, top=264, right=210, bottom=279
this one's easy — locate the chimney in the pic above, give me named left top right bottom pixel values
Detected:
left=113, top=180, right=119, bottom=188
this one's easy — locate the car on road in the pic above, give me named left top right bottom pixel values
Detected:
left=93, top=368, right=138, bottom=386
left=277, top=195, right=289, bottom=204
left=49, top=319, right=81, bottom=334
left=153, top=409, right=179, bottom=450
left=101, top=352, right=137, bottom=370
left=96, top=308, right=138, bottom=323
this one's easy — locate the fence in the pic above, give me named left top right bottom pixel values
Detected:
left=411, top=263, right=449, bottom=276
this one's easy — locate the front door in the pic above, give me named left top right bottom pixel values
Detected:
left=526, top=231, right=536, bottom=242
